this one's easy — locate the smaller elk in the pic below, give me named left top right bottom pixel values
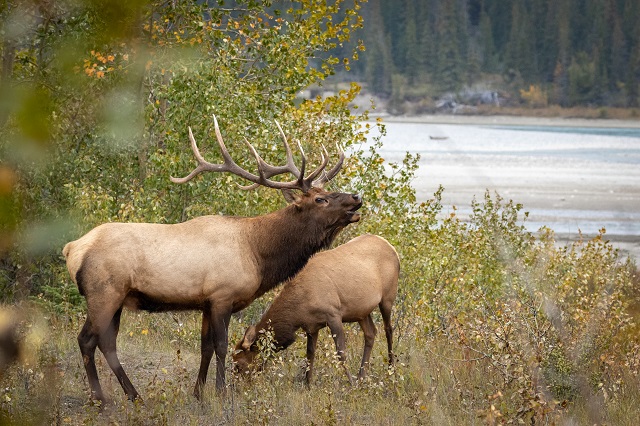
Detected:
left=233, top=234, right=399, bottom=384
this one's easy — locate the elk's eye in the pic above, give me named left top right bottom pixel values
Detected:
left=315, top=197, right=327, bottom=204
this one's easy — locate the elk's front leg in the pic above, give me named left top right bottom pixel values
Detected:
left=305, top=331, right=319, bottom=386
left=211, top=304, right=233, bottom=392
left=194, top=307, right=214, bottom=400
left=357, top=314, right=377, bottom=380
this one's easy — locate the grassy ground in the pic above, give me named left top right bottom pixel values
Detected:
left=3, top=199, right=639, bottom=424
left=2, top=302, right=639, bottom=425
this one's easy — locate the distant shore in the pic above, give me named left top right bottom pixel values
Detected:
left=377, top=113, right=640, bottom=128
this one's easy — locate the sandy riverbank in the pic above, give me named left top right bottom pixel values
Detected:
left=372, top=115, right=640, bottom=262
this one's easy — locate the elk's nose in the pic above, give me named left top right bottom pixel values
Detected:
left=352, top=194, right=361, bottom=202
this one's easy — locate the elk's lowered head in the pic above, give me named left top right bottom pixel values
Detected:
left=233, top=325, right=260, bottom=375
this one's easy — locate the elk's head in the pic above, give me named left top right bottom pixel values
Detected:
left=171, top=115, right=362, bottom=223
left=282, top=187, right=361, bottom=227
left=232, top=325, right=260, bottom=375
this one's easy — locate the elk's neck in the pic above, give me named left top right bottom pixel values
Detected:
left=255, top=304, right=299, bottom=351
left=248, top=206, right=340, bottom=299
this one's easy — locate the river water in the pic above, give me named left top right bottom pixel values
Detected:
left=365, top=119, right=640, bottom=257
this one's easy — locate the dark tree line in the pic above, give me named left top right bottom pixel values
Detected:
left=340, top=0, right=640, bottom=107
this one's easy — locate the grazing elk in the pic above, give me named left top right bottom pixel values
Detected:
left=63, top=116, right=362, bottom=403
left=233, top=234, right=399, bottom=385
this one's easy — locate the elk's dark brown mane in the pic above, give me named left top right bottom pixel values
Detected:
left=248, top=205, right=345, bottom=304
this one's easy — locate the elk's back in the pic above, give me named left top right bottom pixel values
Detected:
left=291, top=234, right=399, bottom=322
left=62, top=216, right=261, bottom=305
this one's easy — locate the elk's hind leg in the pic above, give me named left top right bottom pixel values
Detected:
left=80, top=294, right=138, bottom=403
left=78, top=318, right=104, bottom=403
left=97, top=307, right=140, bottom=401
left=194, top=302, right=232, bottom=399
left=379, top=300, right=394, bottom=366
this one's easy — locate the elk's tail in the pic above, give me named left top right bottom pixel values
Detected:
left=62, top=241, right=82, bottom=287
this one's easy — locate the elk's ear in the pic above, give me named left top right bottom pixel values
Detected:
left=241, top=325, right=257, bottom=351
left=281, top=189, right=303, bottom=205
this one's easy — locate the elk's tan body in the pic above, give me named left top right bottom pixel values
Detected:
left=234, top=234, right=399, bottom=384
left=65, top=217, right=266, bottom=313
left=63, top=116, right=362, bottom=403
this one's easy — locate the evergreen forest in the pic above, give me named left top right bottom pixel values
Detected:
left=337, top=0, right=640, bottom=109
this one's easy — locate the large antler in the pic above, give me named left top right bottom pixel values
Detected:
left=170, top=115, right=344, bottom=193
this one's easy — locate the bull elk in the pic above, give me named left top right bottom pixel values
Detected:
left=233, top=234, right=399, bottom=384
left=62, top=116, right=362, bottom=403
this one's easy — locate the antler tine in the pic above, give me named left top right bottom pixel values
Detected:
left=240, top=120, right=304, bottom=191
left=302, top=145, right=330, bottom=187
left=170, top=127, right=224, bottom=184
left=237, top=137, right=283, bottom=190
left=275, top=120, right=301, bottom=177
left=326, top=143, right=345, bottom=180
left=294, top=140, right=308, bottom=190
left=312, top=144, right=345, bottom=187
left=212, top=115, right=234, bottom=164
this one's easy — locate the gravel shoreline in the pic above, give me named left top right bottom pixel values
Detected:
left=379, top=113, right=640, bottom=128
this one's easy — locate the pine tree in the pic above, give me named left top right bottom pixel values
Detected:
left=418, top=0, right=438, bottom=77
left=505, top=0, right=536, bottom=82
left=540, top=0, right=561, bottom=82
left=568, top=52, right=596, bottom=105
left=626, top=9, right=640, bottom=107
left=485, top=0, right=511, bottom=56
left=627, top=46, right=639, bottom=107
left=401, top=0, right=420, bottom=84
left=552, top=60, right=569, bottom=106
left=363, top=0, right=393, bottom=97
left=436, top=0, right=465, bottom=92
left=479, top=7, right=497, bottom=73
left=608, top=1, right=626, bottom=88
